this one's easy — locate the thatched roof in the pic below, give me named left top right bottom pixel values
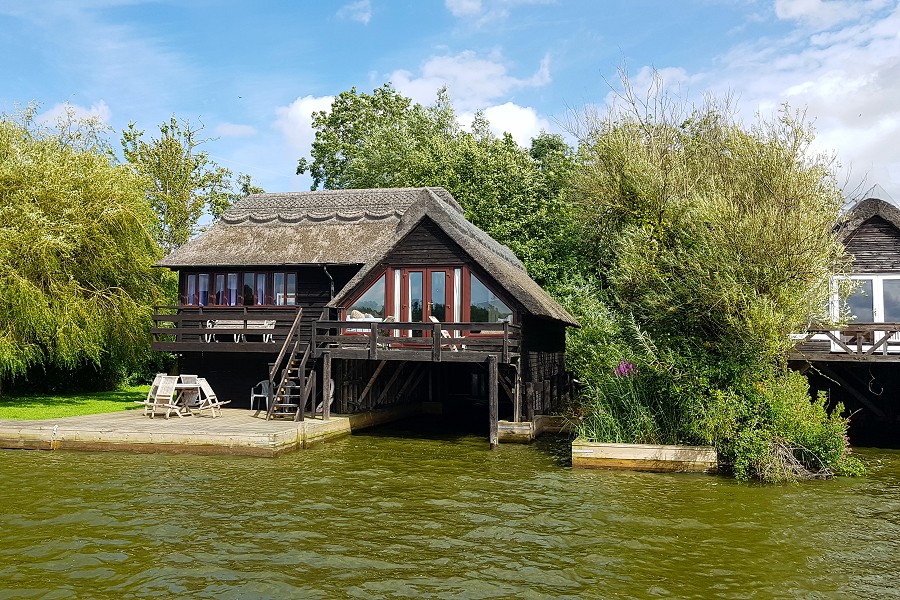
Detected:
left=840, top=184, right=900, bottom=242
left=157, top=187, right=577, bottom=326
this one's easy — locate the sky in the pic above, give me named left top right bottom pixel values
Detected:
left=1, top=0, right=899, bottom=198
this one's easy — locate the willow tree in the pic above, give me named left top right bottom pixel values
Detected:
left=565, top=71, right=861, bottom=480
left=0, top=109, right=166, bottom=394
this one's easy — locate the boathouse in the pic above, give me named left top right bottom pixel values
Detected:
left=152, top=187, right=577, bottom=443
left=790, top=185, right=900, bottom=444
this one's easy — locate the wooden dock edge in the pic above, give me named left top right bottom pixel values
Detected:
left=572, top=439, right=718, bottom=473
left=498, top=415, right=572, bottom=443
left=0, top=404, right=422, bottom=457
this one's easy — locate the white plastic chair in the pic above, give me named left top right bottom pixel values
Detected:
left=250, top=380, right=270, bottom=411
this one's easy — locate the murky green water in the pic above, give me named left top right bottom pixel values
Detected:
left=1, top=422, right=899, bottom=599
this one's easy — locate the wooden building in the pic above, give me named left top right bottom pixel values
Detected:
left=152, top=187, right=578, bottom=442
left=790, top=185, right=900, bottom=443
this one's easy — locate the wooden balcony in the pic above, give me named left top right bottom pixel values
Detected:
left=789, top=323, right=900, bottom=362
left=151, top=306, right=302, bottom=353
left=312, top=320, right=521, bottom=364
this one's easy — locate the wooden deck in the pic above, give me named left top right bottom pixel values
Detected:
left=0, top=406, right=419, bottom=457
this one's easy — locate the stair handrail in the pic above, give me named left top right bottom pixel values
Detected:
left=269, top=307, right=304, bottom=382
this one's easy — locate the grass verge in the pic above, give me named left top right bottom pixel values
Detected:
left=0, top=386, right=150, bottom=420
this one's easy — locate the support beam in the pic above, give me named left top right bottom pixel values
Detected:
left=489, top=355, right=499, bottom=449
left=373, top=362, right=407, bottom=408
left=358, top=360, right=387, bottom=409
left=322, top=351, right=331, bottom=421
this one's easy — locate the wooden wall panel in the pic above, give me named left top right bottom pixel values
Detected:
left=846, top=216, right=900, bottom=273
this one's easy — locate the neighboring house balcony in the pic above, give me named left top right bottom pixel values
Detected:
left=151, top=305, right=302, bottom=353
left=790, top=322, right=900, bottom=362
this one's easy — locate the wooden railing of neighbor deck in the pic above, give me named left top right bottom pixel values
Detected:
left=151, top=306, right=302, bottom=353
left=790, top=323, right=900, bottom=362
left=311, top=320, right=521, bottom=364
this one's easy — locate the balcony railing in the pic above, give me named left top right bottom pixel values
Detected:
left=790, top=323, right=900, bottom=362
left=151, top=305, right=302, bottom=353
left=312, top=320, right=521, bottom=363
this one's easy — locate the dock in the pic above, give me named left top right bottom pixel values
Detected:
left=0, top=405, right=418, bottom=457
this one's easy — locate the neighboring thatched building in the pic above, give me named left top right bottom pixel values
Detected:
left=153, top=187, right=577, bottom=433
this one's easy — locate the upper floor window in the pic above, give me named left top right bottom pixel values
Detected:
left=469, top=273, right=512, bottom=323
left=348, top=274, right=386, bottom=319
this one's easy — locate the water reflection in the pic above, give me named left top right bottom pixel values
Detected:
left=0, top=430, right=898, bottom=598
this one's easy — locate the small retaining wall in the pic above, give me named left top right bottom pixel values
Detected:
left=572, top=439, right=717, bottom=473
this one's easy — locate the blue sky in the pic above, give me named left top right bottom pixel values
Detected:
left=1, top=0, right=898, bottom=197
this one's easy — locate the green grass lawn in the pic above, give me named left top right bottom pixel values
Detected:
left=0, top=386, right=150, bottom=420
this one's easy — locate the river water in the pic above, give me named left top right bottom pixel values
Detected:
left=1, top=422, right=899, bottom=599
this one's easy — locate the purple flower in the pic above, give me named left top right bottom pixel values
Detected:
left=613, top=360, right=637, bottom=378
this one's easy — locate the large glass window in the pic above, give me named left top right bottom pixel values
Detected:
left=256, top=273, right=266, bottom=305
left=348, top=274, right=386, bottom=319
left=431, top=271, right=447, bottom=322
left=469, top=274, right=512, bottom=323
left=845, top=279, right=874, bottom=323
left=214, top=274, right=225, bottom=305
left=243, top=273, right=256, bottom=306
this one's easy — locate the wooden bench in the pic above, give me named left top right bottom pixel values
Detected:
left=205, top=319, right=276, bottom=343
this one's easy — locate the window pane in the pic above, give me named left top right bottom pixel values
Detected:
left=256, top=274, right=266, bottom=305
left=198, top=274, right=209, bottom=306
left=186, top=274, right=197, bottom=306
left=227, top=273, right=239, bottom=306
left=348, top=274, right=386, bottom=319
left=215, top=274, right=225, bottom=305
left=242, top=273, right=254, bottom=305
left=845, top=279, right=874, bottom=323
left=410, top=272, right=423, bottom=337
left=431, top=271, right=447, bottom=322
left=884, top=280, right=900, bottom=322
left=274, top=272, right=285, bottom=306
left=470, top=274, right=512, bottom=323
left=286, top=273, right=297, bottom=305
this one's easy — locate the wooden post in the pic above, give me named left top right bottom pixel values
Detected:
left=513, top=364, right=521, bottom=423
left=369, top=322, right=379, bottom=360
left=322, top=351, right=331, bottom=421
left=488, top=355, right=499, bottom=449
left=525, top=382, right=535, bottom=421
left=432, top=322, right=441, bottom=362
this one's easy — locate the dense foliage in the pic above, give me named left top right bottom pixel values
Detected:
left=565, top=74, right=862, bottom=480
left=0, top=109, right=169, bottom=393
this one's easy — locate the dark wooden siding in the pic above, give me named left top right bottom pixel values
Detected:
left=179, top=352, right=272, bottom=409
left=846, top=216, right=900, bottom=273
left=383, top=219, right=469, bottom=265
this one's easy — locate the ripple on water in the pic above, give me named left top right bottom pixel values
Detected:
left=0, top=438, right=899, bottom=598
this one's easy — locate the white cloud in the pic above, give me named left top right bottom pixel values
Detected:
left=275, top=95, right=335, bottom=153
left=214, top=123, right=257, bottom=138
left=337, top=0, right=372, bottom=24
left=37, top=100, right=111, bottom=125
left=388, top=51, right=551, bottom=111
left=445, top=0, right=482, bottom=17
left=774, top=0, right=888, bottom=29
left=481, top=102, right=551, bottom=146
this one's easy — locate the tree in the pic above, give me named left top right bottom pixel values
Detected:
left=297, top=84, right=584, bottom=288
left=0, top=107, right=167, bottom=394
left=565, top=69, right=861, bottom=480
left=121, top=116, right=234, bottom=254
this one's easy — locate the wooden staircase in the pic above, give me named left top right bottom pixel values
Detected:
left=253, top=308, right=317, bottom=422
